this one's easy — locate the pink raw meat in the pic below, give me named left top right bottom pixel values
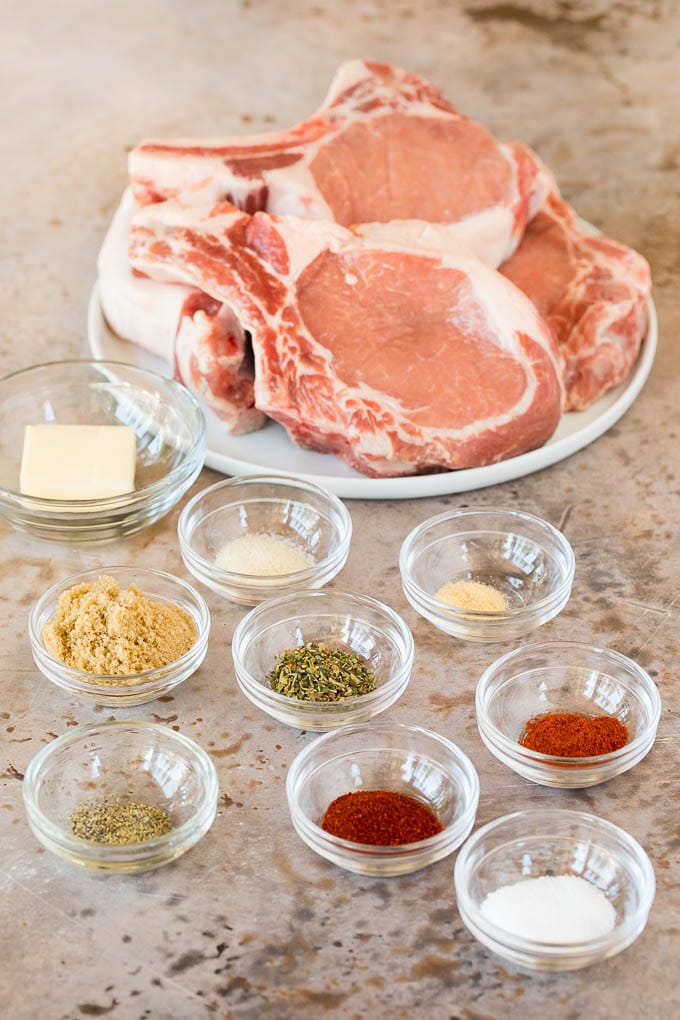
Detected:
left=129, top=61, right=551, bottom=268
left=500, top=192, right=650, bottom=410
left=129, top=201, right=563, bottom=477
left=98, top=189, right=263, bottom=433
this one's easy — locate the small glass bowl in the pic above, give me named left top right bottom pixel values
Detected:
left=231, top=589, right=414, bottom=730
left=476, top=641, right=661, bottom=788
left=0, top=360, right=206, bottom=542
left=399, top=506, right=575, bottom=642
left=178, top=474, right=352, bottom=605
left=286, top=722, right=480, bottom=876
left=29, top=566, right=210, bottom=707
left=23, top=721, right=219, bottom=873
left=454, top=808, right=655, bottom=971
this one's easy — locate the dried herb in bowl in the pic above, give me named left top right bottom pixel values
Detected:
left=267, top=642, right=377, bottom=701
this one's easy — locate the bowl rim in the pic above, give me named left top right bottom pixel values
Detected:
left=231, top=588, right=415, bottom=712
left=22, top=719, right=219, bottom=858
left=475, top=639, right=662, bottom=766
left=29, top=565, right=211, bottom=689
left=177, top=473, right=352, bottom=585
left=453, top=807, right=656, bottom=955
left=286, top=720, right=480, bottom=854
left=399, top=505, right=575, bottom=621
left=0, top=359, right=207, bottom=510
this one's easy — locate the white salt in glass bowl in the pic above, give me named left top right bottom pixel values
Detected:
left=231, top=589, right=414, bottom=730
left=0, top=360, right=206, bottom=542
left=29, top=566, right=210, bottom=707
left=177, top=474, right=352, bottom=605
left=287, top=722, right=480, bottom=876
left=399, top=506, right=575, bottom=642
left=476, top=641, right=661, bottom=788
left=23, top=721, right=219, bottom=873
left=454, top=808, right=655, bottom=971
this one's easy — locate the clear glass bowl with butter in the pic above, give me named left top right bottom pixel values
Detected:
left=0, top=360, right=206, bottom=542
left=28, top=566, right=211, bottom=706
left=399, top=506, right=575, bottom=642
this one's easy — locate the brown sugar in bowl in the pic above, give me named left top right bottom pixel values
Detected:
left=29, top=566, right=210, bottom=707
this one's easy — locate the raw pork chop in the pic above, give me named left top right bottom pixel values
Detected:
left=500, top=192, right=650, bottom=410
left=129, top=202, right=563, bottom=477
left=129, top=61, right=552, bottom=268
left=98, top=189, right=263, bottom=433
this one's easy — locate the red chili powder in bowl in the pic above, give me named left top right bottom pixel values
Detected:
left=519, top=712, right=629, bottom=757
left=320, top=790, right=443, bottom=845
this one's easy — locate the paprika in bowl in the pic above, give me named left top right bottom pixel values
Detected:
left=285, top=722, right=480, bottom=876
left=475, top=641, right=661, bottom=788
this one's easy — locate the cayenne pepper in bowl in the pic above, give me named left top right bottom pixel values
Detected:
left=520, top=712, right=629, bottom=758
left=321, top=790, right=443, bottom=845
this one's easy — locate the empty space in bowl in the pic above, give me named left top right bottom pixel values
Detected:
left=244, top=611, right=399, bottom=692
left=189, top=498, right=330, bottom=571
left=32, top=729, right=205, bottom=835
left=298, top=747, right=461, bottom=832
left=488, top=666, right=644, bottom=741
left=412, top=529, right=557, bottom=611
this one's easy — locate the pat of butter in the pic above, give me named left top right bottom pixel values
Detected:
left=20, top=425, right=136, bottom=500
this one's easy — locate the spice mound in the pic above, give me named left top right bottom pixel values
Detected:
left=267, top=642, right=377, bottom=701
left=480, top=874, right=616, bottom=943
left=43, top=574, right=197, bottom=677
left=70, top=798, right=173, bottom=845
left=321, top=790, right=443, bottom=845
left=435, top=579, right=507, bottom=612
left=215, top=532, right=313, bottom=576
left=520, top=712, right=629, bottom=757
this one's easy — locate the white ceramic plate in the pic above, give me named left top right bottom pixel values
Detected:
left=88, top=283, right=657, bottom=500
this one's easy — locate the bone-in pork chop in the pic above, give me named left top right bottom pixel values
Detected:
left=129, top=61, right=551, bottom=268
left=500, top=192, right=650, bottom=410
left=98, top=189, right=263, bottom=433
left=129, top=202, right=563, bottom=477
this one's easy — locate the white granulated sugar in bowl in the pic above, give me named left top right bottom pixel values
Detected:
left=480, top=874, right=617, bottom=944
left=215, top=533, right=313, bottom=576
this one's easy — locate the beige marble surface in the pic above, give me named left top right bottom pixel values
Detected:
left=1, top=2, right=679, bottom=1018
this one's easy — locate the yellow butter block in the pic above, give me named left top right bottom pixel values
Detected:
left=20, top=425, right=136, bottom=500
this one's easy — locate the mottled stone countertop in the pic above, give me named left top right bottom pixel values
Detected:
left=1, top=2, right=678, bottom=1018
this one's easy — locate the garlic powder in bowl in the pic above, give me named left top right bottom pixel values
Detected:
left=178, top=474, right=351, bottom=605
left=215, top=533, right=312, bottom=576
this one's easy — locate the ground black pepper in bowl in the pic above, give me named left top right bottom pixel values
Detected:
left=70, top=797, right=173, bottom=845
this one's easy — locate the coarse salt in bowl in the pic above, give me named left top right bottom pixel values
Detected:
left=231, top=588, right=414, bottom=731
left=178, top=474, right=352, bottom=605
left=399, top=506, right=575, bottom=642
left=28, top=566, right=210, bottom=707
left=454, top=808, right=655, bottom=971
left=475, top=641, right=661, bottom=788
left=286, top=721, right=480, bottom=876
